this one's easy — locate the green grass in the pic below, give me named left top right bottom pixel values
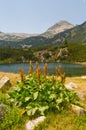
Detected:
left=0, top=92, right=28, bottom=130
left=35, top=110, right=86, bottom=130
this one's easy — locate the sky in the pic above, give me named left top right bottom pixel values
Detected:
left=0, top=0, right=86, bottom=34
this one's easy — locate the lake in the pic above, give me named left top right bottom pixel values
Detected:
left=0, top=62, right=86, bottom=76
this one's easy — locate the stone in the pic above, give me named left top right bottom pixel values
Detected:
left=65, top=82, right=78, bottom=90
left=71, top=104, right=86, bottom=115
left=75, top=91, right=85, bottom=100
left=81, top=76, right=86, bottom=79
left=26, top=116, right=46, bottom=130
left=0, top=76, right=11, bottom=89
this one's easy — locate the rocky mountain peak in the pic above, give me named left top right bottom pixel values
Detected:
left=42, top=20, right=74, bottom=38
left=57, top=20, right=73, bottom=25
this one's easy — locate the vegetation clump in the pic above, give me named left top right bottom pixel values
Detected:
left=8, top=62, right=83, bottom=118
left=0, top=91, right=26, bottom=130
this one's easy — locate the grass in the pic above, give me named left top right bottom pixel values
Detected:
left=0, top=73, right=28, bottom=130
left=65, top=77, right=86, bottom=104
left=0, top=91, right=28, bottom=130
left=0, top=72, right=20, bottom=86
left=35, top=110, right=86, bottom=130
left=0, top=72, right=86, bottom=130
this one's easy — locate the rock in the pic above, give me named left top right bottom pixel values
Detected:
left=75, top=91, right=85, bottom=100
left=57, top=48, right=69, bottom=58
left=0, top=76, right=11, bottom=89
left=71, top=104, right=86, bottom=115
left=65, top=82, right=85, bottom=100
left=65, top=82, right=78, bottom=90
left=81, top=76, right=86, bottom=79
left=26, top=116, right=46, bottom=130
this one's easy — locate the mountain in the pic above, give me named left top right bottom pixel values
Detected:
left=49, top=21, right=86, bottom=45
left=41, top=20, right=74, bottom=38
left=15, top=20, right=75, bottom=48
left=20, top=21, right=86, bottom=48
left=0, top=32, right=38, bottom=41
left=0, top=20, right=86, bottom=48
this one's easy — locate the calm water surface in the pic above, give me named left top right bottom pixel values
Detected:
left=0, top=62, right=86, bottom=76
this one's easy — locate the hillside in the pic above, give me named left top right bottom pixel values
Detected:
left=50, top=21, right=86, bottom=45
left=20, top=21, right=86, bottom=48
left=0, top=43, right=86, bottom=63
left=0, top=20, right=74, bottom=48
left=41, top=20, right=74, bottom=38
left=0, top=31, right=38, bottom=41
left=0, top=20, right=86, bottom=48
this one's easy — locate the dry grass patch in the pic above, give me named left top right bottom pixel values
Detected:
left=66, top=77, right=86, bottom=92
left=65, top=77, right=86, bottom=104
left=0, top=72, right=20, bottom=86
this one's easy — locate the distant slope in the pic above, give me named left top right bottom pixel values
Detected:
left=41, top=20, right=74, bottom=38
left=20, top=21, right=86, bottom=48
left=0, top=32, right=38, bottom=41
left=0, top=20, right=86, bottom=48
left=50, top=21, right=86, bottom=45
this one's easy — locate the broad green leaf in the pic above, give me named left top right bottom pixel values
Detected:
left=27, top=109, right=32, bottom=116
left=49, top=94, right=56, bottom=100
left=56, top=98, right=63, bottom=104
left=10, top=98, right=15, bottom=102
left=56, top=105, right=60, bottom=110
left=27, top=107, right=38, bottom=116
left=31, top=107, right=38, bottom=115
left=25, top=97, right=31, bottom=102
left=26, top=105, right=32, bottom=110
left=33, top=92, right=38, bottom=100
left=39, top=106, right=49, bottom=115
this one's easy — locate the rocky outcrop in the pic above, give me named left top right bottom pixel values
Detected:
left=57, top=47, right=69, bottom=59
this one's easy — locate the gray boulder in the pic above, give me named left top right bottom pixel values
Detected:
left=0, top=76, right=11, bottom=91
left=71, top=104, right=86, bottom=115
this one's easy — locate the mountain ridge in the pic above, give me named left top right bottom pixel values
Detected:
left=0, top=32, right=39, bottom=41
left=0, top=20, right=86, bottom=48
left=0, top=20, right=74, bottom=41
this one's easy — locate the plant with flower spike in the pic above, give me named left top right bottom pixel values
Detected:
left=28, top=60, right=33, bottom=74
left=37, top=67, right=42, bottom=86
left=56, top=66, right=66, bottom=84
left=19, top=68, right=24, bottom=83
left=36, top=61, right=39, bottom=72
left=44, top=63, right=48, bottom=79
left=9, top=63, right=83, bottom=118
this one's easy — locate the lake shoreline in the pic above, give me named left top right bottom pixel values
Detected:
left=0, top=61, right=86, bottom=65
